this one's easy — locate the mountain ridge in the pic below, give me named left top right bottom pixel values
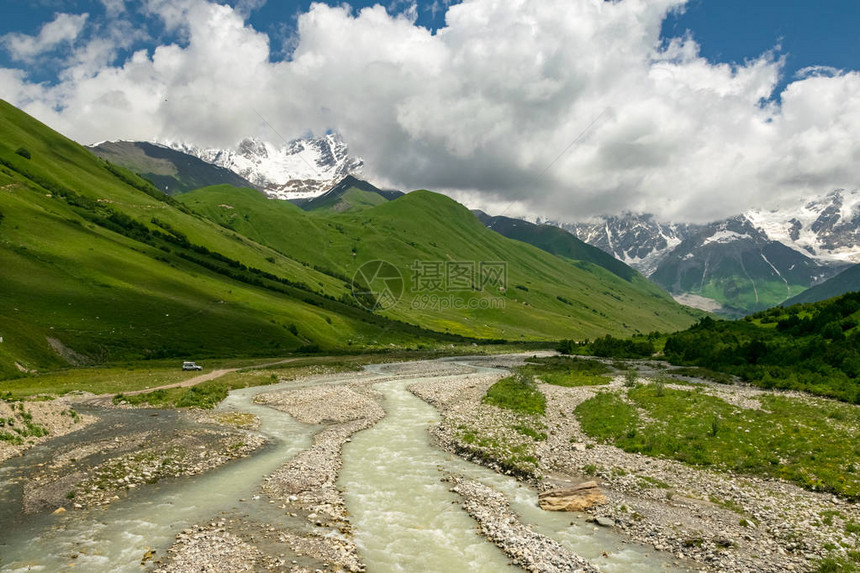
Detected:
left=782, top=263, right=860, bottom=306
left=551, top=190, right=860, bottom=314
left=88, top=140, right=260, bottom=195
left=166, top=134, right=363, bottom=200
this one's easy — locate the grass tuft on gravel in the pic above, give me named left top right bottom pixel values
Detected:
left=519, top=356, right=612, bottom=387
left=575, top=383, right=860, bottom=499
left=483, top=373, right=546, bottom=415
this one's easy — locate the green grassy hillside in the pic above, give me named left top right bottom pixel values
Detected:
left=661, top=292, right=860, bottom=403
left=296, top=175, right=402, bottom=213
left=181, top=185, right=701, bottom=341
left=0, top=102, right=450, bottom=378
left=0, top=99, right=699, bottom=379
left=783, top=264, right=860, bottom=306
left=303, top=186, right=388, bottom=213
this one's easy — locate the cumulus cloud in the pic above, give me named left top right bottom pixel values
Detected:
left=0, top=0, right=858, bottom=223
left=2, top=12, right=89, bottom=62
left=100, top=0, right=128, bottom=19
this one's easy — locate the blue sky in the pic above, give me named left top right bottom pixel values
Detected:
left=0, top=1, right=858, bottom=222
left=662, top=0, right=860, bottom=92
left=2, top=1, right=857, bottom=84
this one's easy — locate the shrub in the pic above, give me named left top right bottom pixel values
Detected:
left=15, top=147, right=31, bottom=159
left=624, top=368, right=638, bottom=387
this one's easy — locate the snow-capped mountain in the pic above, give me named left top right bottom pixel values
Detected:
left=548, top=188, right=859, bottom=314
left=746, top=189, right=860, bottom=264
left=557, top=189, right=860, bottom=276
left=166, top=134, right=364, bottom=200
left=650, top=216, right=834, bottom=315
left=560, top=214, right=699, bottom=276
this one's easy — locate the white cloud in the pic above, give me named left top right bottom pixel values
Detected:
left=0, top=0, right=858, bottom=223
left=234, top=0, right=268, bottom=18
left=2, top=12, right=89, bottom=62
left=100, top=0, right=128, bottom=19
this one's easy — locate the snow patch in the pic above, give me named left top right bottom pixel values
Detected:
left=702, top=230, right=751, bottom=246
left=162, top=134, right=363, bottom=200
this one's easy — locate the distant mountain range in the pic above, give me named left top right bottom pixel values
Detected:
left=555, top=190, right=860, bottom=315
left=473, top=211, right=637, bottom=283
left=650, top=216, right=836, bottom=316
left=166, top=134, right=364, bottom=200
left=90, top=132, right=860, bottom=316
left=562, top=214, right=693, bottom=277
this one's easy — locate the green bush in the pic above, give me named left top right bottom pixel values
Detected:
left=519, top=356, right=611, bottom=387
left=662, top=293, right=860, bottom=403
left=624, top=368, right=638, bottom=387
left=483, top=373, right=546, bottom=415
left=15, top=147, right=31, bottom=159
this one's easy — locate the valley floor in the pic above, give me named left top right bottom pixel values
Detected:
left=1, top=356, right=857, bottom=572
left=413, top=355, right=860, bottom=573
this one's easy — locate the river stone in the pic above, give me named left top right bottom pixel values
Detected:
left=538, top=481, right=607, bottom=512
left=595, top=517, right=615, bottom=527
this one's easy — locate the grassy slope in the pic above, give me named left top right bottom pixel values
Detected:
left=784, top=264, right=860, bottom=306
left=0, top=98, right=698, bottom=380
left=662, top=294, right=860, bottom=403
left=181, top=186, right=701, bottom=340
left=0, top=101, right=444, bottom=378
left=576, top=381, right=860, bottom=499
left=305, top=186, right=389, bottom=213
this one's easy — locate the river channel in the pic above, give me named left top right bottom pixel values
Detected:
left=0, top=359, right=688, bottom=572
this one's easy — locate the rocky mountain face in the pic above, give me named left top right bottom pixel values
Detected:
left=650, top=216, right=835, bottom=315
left=554, top=189, right=859, bottom=314
left=560, top=214, right=697, bottom=277
left=167, top=134, right=364, bottom=200
left=88, top=141, right=258, bottom=195
left=746, top=189, right=860, bottom=264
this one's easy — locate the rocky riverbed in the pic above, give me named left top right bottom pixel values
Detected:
left=6, top=356, right=855, bottom=573
left=0, top=397, right=95, bottom=463
left=10, top=409, right=267, bottom=516
left=409, top=356, right=860, bottom=573
left=155, top=373, right=389, bottom=573
left=448, top=475, right=600, bottom=573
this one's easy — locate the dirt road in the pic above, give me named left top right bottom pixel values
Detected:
left=121, top=359, right=300, bottom=396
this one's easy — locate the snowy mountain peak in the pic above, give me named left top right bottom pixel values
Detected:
left=745, top=188, right=860, bottom=264
left=237, top=137, right=268, bottom=160
left=165, top=133, right=363, bottom=200
left=559, top=213, right=695, bottom=276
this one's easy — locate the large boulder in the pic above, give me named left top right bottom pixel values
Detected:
left=538, top=481, right=607, bottom=512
